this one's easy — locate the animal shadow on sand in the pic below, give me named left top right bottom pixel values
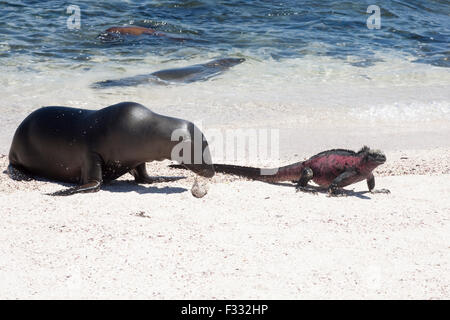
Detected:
left=101, top=179, right=187, bottom=195
left=268, top=182, right=372, bottom=200
left=3, top=169, right=187, bottom=195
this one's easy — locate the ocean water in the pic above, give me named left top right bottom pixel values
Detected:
left=1, top=0, right=449, bottom=154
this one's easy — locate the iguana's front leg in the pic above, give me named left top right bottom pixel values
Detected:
left=367, top=173, right=390, bottom=194
left=130, top=163, right=185, bottom=184
left=327, top=170, right=358, bottom=196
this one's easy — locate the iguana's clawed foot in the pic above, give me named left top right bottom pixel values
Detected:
left=370, top=188, right=390, bottom=194
left=295, top=185, right=318, bottom=195
left=327, top=187, right=347, bottom=197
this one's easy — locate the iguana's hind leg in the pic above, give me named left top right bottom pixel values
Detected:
left=295, top=167, right=317, bottom=194
left=367, top=173, right=390, bottom=194
left=130, top=163, right=185, bottom=184
left=49, top=152, right=103, bottom=196
left=7, top=164, right=33, bottom=181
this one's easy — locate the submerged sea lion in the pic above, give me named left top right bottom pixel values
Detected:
left=8, top=102, right=215, bottom=197
left=92, top=57, right=245, bottom=88
left=98, top=26, right=187, bottom=41
left=105, top=26, right=163, bottom=36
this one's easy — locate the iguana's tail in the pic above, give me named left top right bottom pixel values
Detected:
left=169, top=162, right=304, bottom=183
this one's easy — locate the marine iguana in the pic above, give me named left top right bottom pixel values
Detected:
left=170, top=146, right=390, bottom=196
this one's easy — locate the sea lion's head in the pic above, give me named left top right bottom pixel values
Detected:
left=170, top=122, right=215, bottom=178
left=205, top=57, right=246, bottom=69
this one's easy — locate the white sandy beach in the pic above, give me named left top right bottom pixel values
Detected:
left=0, top=148, right=449, bottom=299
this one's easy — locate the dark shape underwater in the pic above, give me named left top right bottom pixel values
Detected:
left=97, top=26, right=190, bottom=43
left=91, top=58, right=245, bottom=88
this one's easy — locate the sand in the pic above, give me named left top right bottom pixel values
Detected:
left=0, top=148, right=449, bottom=300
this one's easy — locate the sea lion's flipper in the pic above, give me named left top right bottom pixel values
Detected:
left=7, top=164, right=33, bottom=181
left=49, top=180, right=102, bottom=196
left=130, top=163, right=185, bottom=184
left=48, top=152, right=103, bottom=196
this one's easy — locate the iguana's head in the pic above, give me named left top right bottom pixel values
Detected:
left=359, top=146, right=386, bottom=164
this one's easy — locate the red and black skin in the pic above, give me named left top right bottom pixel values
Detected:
left=170, top=146, right=389, bottom=195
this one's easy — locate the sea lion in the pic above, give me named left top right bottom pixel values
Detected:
left=98, top=26, right=187, bottom=42
left=8, top=102, right=215, bottom=197
left=105, top=26, right=163, bottom=36
left=92, top=58, right=245, bottom=88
